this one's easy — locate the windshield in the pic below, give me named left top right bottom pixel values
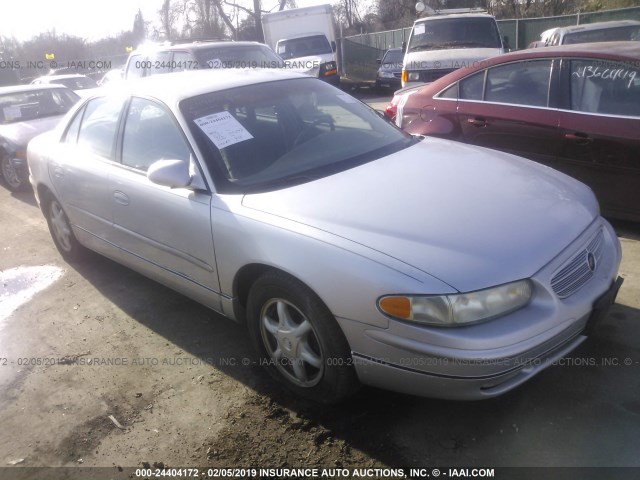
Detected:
left=277, top=35, right=332, bottom=60
left=408, top=17, right=502, bottom=51
left=195, top=45, right=284, bottom=68
left=0, top=89, right=79, bottom=124
left=563, top=25, right=640, bottom=44
left=382, top=49, right=404, bottom=65
left=181, top=78, right=414, bottom=193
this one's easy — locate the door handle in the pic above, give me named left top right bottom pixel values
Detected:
left=113, top=191, right=130, bottom=206
left=467, top=117, right=487, bottom=127
left=564, top=132, right=593, bottom=144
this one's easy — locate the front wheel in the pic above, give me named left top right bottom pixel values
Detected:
left=43, top=196, right=87, bottom=261
left=1, top=156, right=27, bottom=192
left=247, top=271, right=359, bottom=404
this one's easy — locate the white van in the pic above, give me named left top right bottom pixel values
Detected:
left=402, top=12, right=504, bottom=87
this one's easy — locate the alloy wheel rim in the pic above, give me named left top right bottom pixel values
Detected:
left=260, top=298, right=324, bottom=388
left=1, top=158, right=21, bottom=189
left=49, top=201, right=73, bottom=252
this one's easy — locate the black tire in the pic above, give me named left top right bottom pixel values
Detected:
left=43, top=194, right=87, bottom=262
left=247, top=270, right=359, bottom=404
left=1, top=156, right=28, bottom=192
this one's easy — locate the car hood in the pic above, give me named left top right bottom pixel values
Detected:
left=405, top=48, right=502, bottom=70
left=0, top=115, right=64, bottom=147
left=242, top=138, right=598, bottom=292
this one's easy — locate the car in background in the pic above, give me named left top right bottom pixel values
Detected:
left=97, top=69, right=123, bottom=86
left=0, top=85, right=79, bottom=191
left=385, top=42, right=640, bottom=221
left=375, top=47, right=403, bottom=91
left=546, top=20, right=640, bottom=46
left=28, top=69, right=622, bottom=403
left=124, top=41, right=284, bottom=79
left=31, top=74, right=98, bottom=91
left=528, top=27, right=558, bottom=48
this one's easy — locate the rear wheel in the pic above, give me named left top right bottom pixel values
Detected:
left=43, top=195, right=87, bottom=261
left=247, top=271, right=359, bottom=404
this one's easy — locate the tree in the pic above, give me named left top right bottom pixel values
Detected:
left=132, top=9, right=147, bottom=45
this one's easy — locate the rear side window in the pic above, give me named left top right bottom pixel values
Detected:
left=485, top=60, right=552, bottom=107
left=459, top=71, right=485, bottom=100
left=77, top=97, right=124, bottom=159
left=126, top=54, right=147, bottom=79
left=570, top=59, right=640, bottom=117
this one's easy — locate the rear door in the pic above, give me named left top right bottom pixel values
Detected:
left=51, top=96, right=125, bottom=247
left=457, top=59, right=562, bottom=165
left=557, top=57, right=640, bottom=220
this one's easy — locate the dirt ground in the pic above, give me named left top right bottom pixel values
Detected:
left=0, top=140, right=639, bottom=479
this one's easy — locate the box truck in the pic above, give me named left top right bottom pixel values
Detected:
left=262, top=4, right=339, bottom=85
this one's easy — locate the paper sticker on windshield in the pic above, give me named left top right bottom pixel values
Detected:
left=414, top=23, right=425, bottom=35
left=336, top=94, right=358, bottom=104
left=3, top=106, right=22, bottom=120
left=194, top=111, right=254, bottom=149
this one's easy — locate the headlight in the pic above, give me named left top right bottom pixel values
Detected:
left=408, top=72, right=421, bottom=81
left=378, top=280, right=532, bottom=327
left=378, top=71, right=395, bottom=78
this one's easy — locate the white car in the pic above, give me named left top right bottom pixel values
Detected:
left=28, top=69, right=623, bottom=403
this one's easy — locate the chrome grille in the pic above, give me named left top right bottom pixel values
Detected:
left=551, top=229, right=604, bottom=298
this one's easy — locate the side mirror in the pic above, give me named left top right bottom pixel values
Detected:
left=331, top=41, right=337, bottom=52
left=147, top=159, right=192, bottom=188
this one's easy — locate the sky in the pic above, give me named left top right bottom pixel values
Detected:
left=0, top=0, right=339, bottom=42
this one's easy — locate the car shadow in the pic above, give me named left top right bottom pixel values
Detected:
left=67, top=252, right=640, bottom=468
left=6, top=187, right=38, bottom=207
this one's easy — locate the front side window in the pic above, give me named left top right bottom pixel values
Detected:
left=485, top=60, right=552, bottom=107
left=181, top=78, right=414, bottom=193
left=77, top=96, right=124, bottom=159
left=121, top=98, right=191, bottom=171
left=570, top=59, right=640, bottom=117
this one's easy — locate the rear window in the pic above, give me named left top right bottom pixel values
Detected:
left=563, top=25, right=640, bottom=45
left=0, top=89, right=79, bottom=124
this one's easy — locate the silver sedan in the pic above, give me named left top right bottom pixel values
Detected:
left=28, top=69, right=623, bottom=403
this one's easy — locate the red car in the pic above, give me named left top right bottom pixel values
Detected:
left=386, top=42, right=640, bottom=222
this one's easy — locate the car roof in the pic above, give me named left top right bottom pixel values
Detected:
left=37, top=74, right=89, bottom=80
left=415, top=41, right=640, bottom=95
left=555, top=19, right=640, bottom=34
left=499, top=40, right=640, bottom=61
left=415, top=13, right=495, bottom=23
left=97, top=68, right=308, bottom=105
left=132, top=41, right=267, bottom=54
left=0, top=84, right=74, bottom=95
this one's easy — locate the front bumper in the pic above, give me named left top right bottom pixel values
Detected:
left=337, top=218, right=622, bottom=400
